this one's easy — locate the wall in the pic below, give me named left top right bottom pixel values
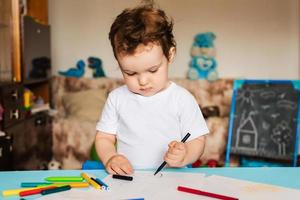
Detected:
left=49, top=0, right=300, bottom=79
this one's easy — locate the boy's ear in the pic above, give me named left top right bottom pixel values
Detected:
left=168, top=47, right=176, bottom=63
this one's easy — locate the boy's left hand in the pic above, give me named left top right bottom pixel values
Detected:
left=164, top=141, right=187, bottom=167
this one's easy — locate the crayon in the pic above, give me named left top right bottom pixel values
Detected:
left=154, top=133, right=191, bottom=175
left=45, top=176, right=83, bottom=182
left=177, top=186, right=239, bottom=200
left=19, top=186, right=57, bottom=197
left=2, top=188, right=36, bottom=197
left=2, top=185, right=57, bottom=197
left=81, top=172, right=101, bottom=189
left=21, top=182, right=52, bottom=187
left=90, top=177, right=110, bottom=190
left=112, top=174, right=133, bottom=181
left=91, top=177, right=103, bottom=188
left=41, top=185, right=71, bottom=195
left=125, top=198, right=144, bottom=200
left=47, top=182, right=89, bottom=188
left=95, top=177, right=109, bottom=189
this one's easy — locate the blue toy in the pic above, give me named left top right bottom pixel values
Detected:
left=193, top=32, right=216, bottom=48
left=58, top=60, right=85, bottom=77
left=87, top=57, right=106, bottom=78
left=188, top=32, right=218, bottom=81
left=188, top=55, right=218, bottom=80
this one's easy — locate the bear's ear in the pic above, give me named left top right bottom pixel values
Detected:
left=168, top=47, right=176, bottom=63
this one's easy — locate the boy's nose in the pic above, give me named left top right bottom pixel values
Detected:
left=138, top=74, right=148, bottom=86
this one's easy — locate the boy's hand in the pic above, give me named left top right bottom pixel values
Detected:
left=164, top=141, right=187, bottom=167
left=105, top=154, right=133, bottom=175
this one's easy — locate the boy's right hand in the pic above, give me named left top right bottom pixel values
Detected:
left=105, top=154, right=133, bottom=175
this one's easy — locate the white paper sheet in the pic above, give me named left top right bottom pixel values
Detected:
left=37, top=171, right=300, bottom=200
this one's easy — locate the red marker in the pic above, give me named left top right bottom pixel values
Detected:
left=177, top=186, right=238, bottom=200
left=19, top=186, right=57, bottom=197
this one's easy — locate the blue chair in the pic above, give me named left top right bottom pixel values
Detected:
left=82, top=160, right=105, bottom=170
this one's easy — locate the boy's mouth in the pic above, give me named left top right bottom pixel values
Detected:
left=140, top=87, right=152, bottom=92
left=139, top=87, right=154, bottom=95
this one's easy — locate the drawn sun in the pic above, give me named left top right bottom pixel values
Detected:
left=237, top=89, right=254, bottom=106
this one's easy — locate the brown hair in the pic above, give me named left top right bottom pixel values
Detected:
left=109, top=4, right=176, bottom=61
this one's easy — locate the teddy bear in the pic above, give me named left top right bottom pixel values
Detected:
left=187, top=32, right=218, bottom=81
left=29, top=57, right=51, bottom=79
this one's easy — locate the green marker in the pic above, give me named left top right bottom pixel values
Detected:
left=41, top=185, right=71, bottom=195
left=45, top=176, right=83, bottom=182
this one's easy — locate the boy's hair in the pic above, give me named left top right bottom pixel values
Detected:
left=109, top=4, right=176, bottom=61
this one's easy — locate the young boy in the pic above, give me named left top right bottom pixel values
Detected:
left=95, top=4, right=209, bottom=175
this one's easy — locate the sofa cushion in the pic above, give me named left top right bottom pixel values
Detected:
left=62, top=88, right=107, bottom=122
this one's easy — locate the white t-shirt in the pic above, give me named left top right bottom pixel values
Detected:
left=96, top=82, right=209, bottom=169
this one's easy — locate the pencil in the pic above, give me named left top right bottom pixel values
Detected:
left=154, top=133, right=191, bottom=175
left=177, top=186, right=239, bottom=200
left=80, top=172, right=101, bottom=189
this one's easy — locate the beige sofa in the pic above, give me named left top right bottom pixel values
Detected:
left=51, top=76, right=233, bottom=169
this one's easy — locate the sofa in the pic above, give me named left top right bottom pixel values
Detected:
left=51, top=76, right=233, bottom=169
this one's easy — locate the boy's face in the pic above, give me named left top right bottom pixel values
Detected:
left=117, top=43, right=174, bottom=97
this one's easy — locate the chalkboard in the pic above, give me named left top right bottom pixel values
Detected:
left=229, top=81, right=300, bottom=161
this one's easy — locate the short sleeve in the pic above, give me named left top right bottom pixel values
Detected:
left=96, top=92, right=118, bottom=135
left=178, top=90, right=209, bottom=140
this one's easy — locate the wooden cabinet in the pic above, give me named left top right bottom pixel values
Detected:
left=26, top=0, right=48, bottom=25
left=0, top=112, right=52, bottom=170
left=0, top=133, right=13, bottom=170
left=5, top=111, right=53, bottom=170
left=0, top=0, right=21, bottom=82
left=0, top=0, right=52, bottom=170
left=0, top=83, right=26, bottom=128
left=0, top=0, right=50, bottom=104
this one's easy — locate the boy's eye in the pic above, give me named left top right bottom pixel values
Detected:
left=149, top=68, right=158, bottom=73
left=125, top=72, right=136, bottom=76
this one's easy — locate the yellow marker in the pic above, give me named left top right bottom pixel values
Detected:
left=2, top=185, right=55, bottom=197
left=80, top=173, right=101, bottom=189
left=46, top=182, right=89, bottom=188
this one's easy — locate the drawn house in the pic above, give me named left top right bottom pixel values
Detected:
left=235, top=114, right=258, bottom=152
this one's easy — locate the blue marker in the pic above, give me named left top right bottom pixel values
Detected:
left=21, top=182, right=52, bottom=187
left=95, top=177, right=110, bottom=190
left=125, top=198, right=144, bottom=200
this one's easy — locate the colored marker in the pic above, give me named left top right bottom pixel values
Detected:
left=95, top=177, right=109, bottom=189
left=81, top=172, right=101, bottom=189
left=125, top=198, right=145, bottom=200
left=177, top=186, right=239, bottom=200
left=89, top=177, right=110, bottom=190
left=48, top=182, right=89, bottom=188
left=21, top=182, right=53, bottom=187
left=45, top=176, right=83, bottom=182
left=91, top=177, right=104, bottom=188
left=112, top=174, right=133, bottom=181
left=154, top=133, right=191, bottom=175
left=41, top=185, right=71, bottom=195
left=19, top=186, right=57, bottom=197
left=2, top=185, right=57, bottom=197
